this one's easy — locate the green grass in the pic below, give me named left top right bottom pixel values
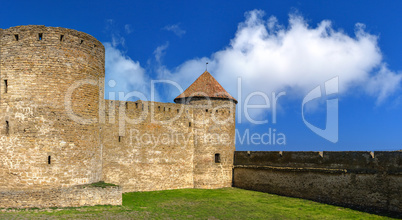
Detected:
left=0, top=188, right=394, bottom=219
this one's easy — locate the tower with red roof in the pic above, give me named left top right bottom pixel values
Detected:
left=175, top=71, right=237, bottom=188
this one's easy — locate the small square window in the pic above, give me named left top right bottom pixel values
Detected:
left=215, top=153, right=221, bottom=163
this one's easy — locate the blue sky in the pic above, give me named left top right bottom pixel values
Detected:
left=1, top=0, right=402, bottom=151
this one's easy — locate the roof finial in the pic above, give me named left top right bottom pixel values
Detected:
left=206, top=62, right=208, bottom=71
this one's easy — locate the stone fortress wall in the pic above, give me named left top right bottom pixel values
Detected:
left=233, top=151, right=402, bottom=215
left=101, top=99, right=236, bottom=192
left=0, top=25, right=236, bottom=206
left=1, top=25, right=400, bottom=215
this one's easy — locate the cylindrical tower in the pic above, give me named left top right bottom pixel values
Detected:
left=0, top=25, right=104, bottom=189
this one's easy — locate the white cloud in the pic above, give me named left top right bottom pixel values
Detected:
left=153, top=42, right=169, bottom=63
left=125, top=24, right=133, bottom=34
left=163, top=24, right=186, bottom=37
left=104, top=10, right=402, bottom=112
left=159, top=10, right=402, bottom=108
left=105, top=19, right=126, bottom=47
left=105, top=43, right=149, bottom=100
left=111, top=35, right=125, bottom=48
left=365, top=65, right=402, bottom=105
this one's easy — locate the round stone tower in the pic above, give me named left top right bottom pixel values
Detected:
left=0, top=25, right=104, bottom=189
left=174, top=71, right=237, bottom=188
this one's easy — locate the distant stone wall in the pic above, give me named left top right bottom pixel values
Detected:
left=233, top=151, right=402, bottom=216
left=0, top=185, right=122, bottom=208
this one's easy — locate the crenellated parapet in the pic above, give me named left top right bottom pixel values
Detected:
left=1, top=25, right=103, bottom=59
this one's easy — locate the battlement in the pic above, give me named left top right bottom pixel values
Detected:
left=234, top=151, right=401, bottom=174
left=104, top=99, right=235, bottom=125
left=1, top=25, right=104, bottom=54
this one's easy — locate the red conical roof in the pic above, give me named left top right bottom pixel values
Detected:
left=174, top=71, right=237, bottom=103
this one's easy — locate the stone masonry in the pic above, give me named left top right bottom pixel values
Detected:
left=0, top=26, right=104, bottom=190
left=2, top=25, right=399, bottom=215
left=233, top=151, right=402, bottom=216
left=0, top=25, right=237, bottom=207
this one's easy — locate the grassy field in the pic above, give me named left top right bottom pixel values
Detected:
left=0, top=188, right=394, bottom=219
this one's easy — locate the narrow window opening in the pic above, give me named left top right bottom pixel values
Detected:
left=168, top=108, right=171, bottom=112
left=5, top=121, right=9, bottom=136
left=48, top=156, right=51, bottom=164
left=142, top=104, right=144, bottom=110
left=135, top=103, right=138, bottom=108
left=94, top=44, right=97, bottom=47
left=14, top=34, right=19, bottom=41
left=125, top=102, right=128, bottom=109
left=215, top=153, right=221, bottom=163
left=80, top=40, right=84, bottom=44
left=60, top=35, right=64, bottom=41
left=206, top=109, right=208, bottom=112
left=177, top=109, right=179, bottom=113
left=158, top=106, right=161, bottom=111
left=4, top=80, right=8, bottom=93
left=38, top=33, right=43, bottom=41
left=119, top=136, right=122, bottom=142
left=189, top=122, right=191, bottom=127
left=163, top=107, right=165, bottom=111
left=229, top=111, right=231, bottom=114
